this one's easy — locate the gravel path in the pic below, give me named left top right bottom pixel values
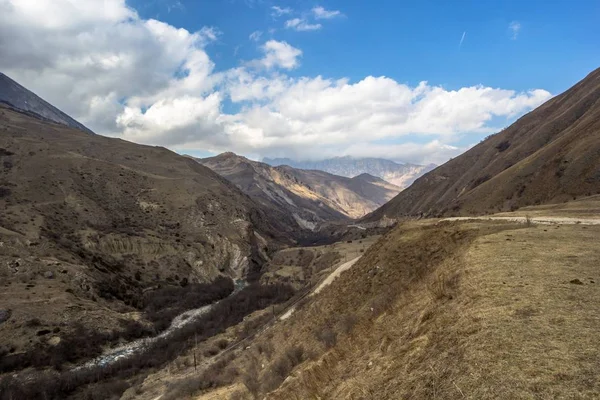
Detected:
left=280, top=256, right=361, bottom=321
left=441, top=216, right=600, bottom=225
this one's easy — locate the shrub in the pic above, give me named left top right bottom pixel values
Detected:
left=338, top=314, right=358, bottom=335
left=203, top=347, right=220, bottom=357
left=315, top=327, right=337, bottom=349
left=143, top=276, right=234, bottom=332
left=1, top=283, right=295, bottom=399
left=429, top=272, right=460, bottom=301
left=262, top=345, right=306, bottom=393
left=216, top=338, right=229, bottom=350
left=470, top=175, right=491, bottom=189
left=25, top=318, right=42, bottom=327
left=495, top=140, right=510, bottom=152
left=242, top=361, right=261, bottom=397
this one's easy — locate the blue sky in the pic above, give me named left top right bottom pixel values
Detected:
left=131, top=0, right=600, bottom=93
left=1, top=0, right=598, bottom=164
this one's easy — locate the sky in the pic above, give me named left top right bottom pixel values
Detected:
left=0, top=0, right=598, bottom=165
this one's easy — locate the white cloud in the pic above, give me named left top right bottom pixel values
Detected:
left=509, top=21, right=521, bottom=40
left=255, top=40, right=302, bottom=70
left=285, top=18, right=322, bottom=31
left=249, top=30, right=262, bottom=41
left=341, top=140, right=465, bottom=165
left=0, top=0, right=553, bottom=165
left=218, top=76, right=551, bottom=163
left=271, top=5, right=292, bottom=18
left=312, top=6, right=341, bottom=19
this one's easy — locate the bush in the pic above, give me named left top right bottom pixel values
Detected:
left=338, top=314, right=358, bottom=335
left=216, top=338, right=229, bottom=350
left=262, top=345, right=306, bottom=393
left=203, top=347, right=220, bottom=357
left=163, top=353, right=237, bottom=400
left=470, top=175, right=491, bottom=189
left=495, top=140, right=510, bottom=152
left=242, top=361, right=261, bottom=397
left=143, top=276, right=234, bottom=331
left=315, top=327, right=337, bottom=349
left=25, top=318, right=42, bottom=327
left=1, top=283, right=295, bottom=399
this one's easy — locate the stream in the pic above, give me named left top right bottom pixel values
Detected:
left=74, top=279, right=247, bottom=370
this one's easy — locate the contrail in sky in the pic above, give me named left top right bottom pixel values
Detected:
left=459, top=31, right=466, bottom=48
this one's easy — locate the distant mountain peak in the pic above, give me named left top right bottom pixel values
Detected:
left=0, top=72, right=93, bottom=134
left=197, top=151, right=402, bottom=220
left=354, top=172, right=377, bottom=179
left=262, top=156, right=435, bottom=189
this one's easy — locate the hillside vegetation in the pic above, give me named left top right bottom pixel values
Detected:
left=0, top=104, right=299, bottom=362
left=151, top=200, right=600, bottom=399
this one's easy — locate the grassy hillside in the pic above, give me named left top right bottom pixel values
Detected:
left=143, top=200, right=600, bottom=399
left=363, top=67, right=600, bottom=221
left=0, top=104, right=299, bottom=364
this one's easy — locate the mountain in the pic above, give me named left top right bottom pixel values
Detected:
left=0, top=72, right=93, bottom=134
left=363, top=67, right=600, bottom=222
left=0, top=102, right=304, bottom=366
left=198, top=152, right=402, bottom=222
left=263, top=156, right=435, bottom=188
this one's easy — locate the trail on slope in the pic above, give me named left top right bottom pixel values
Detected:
left=441, top=216, right=600, bottom=225
left=280, top=256, right=361, bottom=321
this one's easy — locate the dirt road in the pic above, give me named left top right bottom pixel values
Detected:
left=441, top=216, right=600, bottom=225
left=280, top=256, right=361, bottom=321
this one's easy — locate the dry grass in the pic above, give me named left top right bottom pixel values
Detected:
left=260, top=234, right=380, bottom=289
left=123, top=200, right=600, bottom=400
left=191, top=216, right=600, bottom=400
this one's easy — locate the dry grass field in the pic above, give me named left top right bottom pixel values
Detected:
left=138, top=199, right=600, bottom=400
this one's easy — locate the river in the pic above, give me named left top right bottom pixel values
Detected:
left=74, top=279, right=247, bottom=370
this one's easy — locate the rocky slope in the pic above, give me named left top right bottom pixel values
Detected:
left=263, top=156, right=434, bottom=188
left=0, top=104, right=299, bottom=358
left=198, top=153, right=401, bottom=221
left=362, top=67, right=600, bottom=222
left=0, top=72, right=93, bottom=134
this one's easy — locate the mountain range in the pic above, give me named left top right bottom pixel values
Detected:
left=3, top=65, right=600, bottom=400
left=263, top=156, right=435, bottom=188
left=198, top=152, right=401, bottom=223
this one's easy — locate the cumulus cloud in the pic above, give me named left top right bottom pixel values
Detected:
left=312, top=6, right=341, bottom=19
left=255, top=40, right=302, bottom=70
left=285, top=18, right=322, bottom=31
left=0, top=0, right=219, bottom=134
left=0, top=0, right=553, bottom=165
left=217, top=75, right=551, bottom=162
left=509, top=21, right=521, bottom=39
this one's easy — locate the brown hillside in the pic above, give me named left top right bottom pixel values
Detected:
left=199, top=153, right=401, bottom=221
left=0, top=104, right=297, bottom=356
left=153, top=205, right=600, bottom=400
left=363, top=67, right=600, bottom=221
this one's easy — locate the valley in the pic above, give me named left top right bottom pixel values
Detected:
left=0, top=23, right=598, bottom=400
left=122, top=200, right=600, bottom=400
